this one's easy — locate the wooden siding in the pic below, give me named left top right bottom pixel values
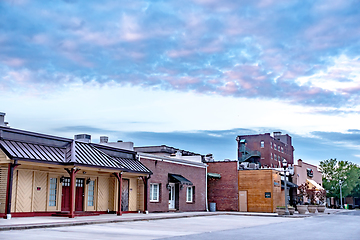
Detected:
left=109, top=177, right=116, bottom=212
left=15, top=169, right=33, bottom=212
left=0, top=150, right=10, bottom=164
left=137, top=179, right=144, bottom=212
left=97, top=177, right=110, bottom=211
left=129, top=177, right=137, bottom=211
left=11, top=170, right=17, bottom=212
left=33, top=171, right=47, bottom=212
left=0, top=166, right=8, bottom=213
left=238, top=170, right=283, bottom=213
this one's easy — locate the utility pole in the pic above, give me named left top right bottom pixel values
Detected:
left=339, top=180, right=343, bottom=209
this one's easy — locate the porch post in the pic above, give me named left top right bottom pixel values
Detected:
left=5, top=160, right=20, bottom=219
left=113, top=172, right=123, bottom=216
left=66, top=167, right=80, bottom=218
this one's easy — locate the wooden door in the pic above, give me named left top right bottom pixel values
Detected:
left=121, top=179, right=129, bottom=211
left=75, top=178, right=84, bottom=212
left=61, top=178, right=71, bottom=211
left=239, top=191, right=247, bottom=212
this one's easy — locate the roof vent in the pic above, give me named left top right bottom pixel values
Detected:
left=74, top=134, right=91, bottom=143
left=100, top=136, right=108, bottom=143
left=0, top=112, right=5, bottom=126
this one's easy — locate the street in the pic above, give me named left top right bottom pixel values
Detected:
left=0, top=212, right=359, bottom=240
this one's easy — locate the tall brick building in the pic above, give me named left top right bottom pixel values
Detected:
left=236, top=132, right=294, bottom=168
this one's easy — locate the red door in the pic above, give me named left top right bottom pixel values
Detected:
left=75, top=178, right=84, bottom=212
left=61, top=178, right=71, bottom=211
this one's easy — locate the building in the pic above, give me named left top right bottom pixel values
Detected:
left=207, top=160, right=289, bottom=213
left=134, top=145, right=208, bottom=212
left=0, top=114, right=152, bottom=219
left=236, top=132, right=294, bottom=167
left=293, top=159, right=323, bottom=204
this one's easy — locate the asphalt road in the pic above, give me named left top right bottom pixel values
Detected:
left=0, top=213, right=359, bottom=240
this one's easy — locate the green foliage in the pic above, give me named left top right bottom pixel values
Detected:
left=319, top=158, right=360, bottom=198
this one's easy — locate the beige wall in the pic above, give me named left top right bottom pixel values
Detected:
left=0, top=166, right=8, bottom=213
left=2, top=162, right=145, bottom=214
left=12, top=169, right=62, bottom=213
left=129, top=177, right=138, bottom=211
left=294, top=159, right=322, bottom=188
left=0, top=150, right=10, bottom=164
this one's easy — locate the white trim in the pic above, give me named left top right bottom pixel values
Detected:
left=150, top=183, right=160, bottom=202
left=186, top=186, right=193, bottom=202
left=138, top=153, right=207, bottom=168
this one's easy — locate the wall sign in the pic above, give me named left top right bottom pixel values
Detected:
left=307, top=168, right=314, bottom=177
left=265, top=192, right=271, bottom=198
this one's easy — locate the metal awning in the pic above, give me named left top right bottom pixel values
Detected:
left=169, top=174, right=193, bottom=185
left=0, top=139, right=66, bottom=163
left=207, top=172, right=221, bottom=179
left=281, top=180, right=298, bottom=189
left=306, top=179, right=324, bottom=190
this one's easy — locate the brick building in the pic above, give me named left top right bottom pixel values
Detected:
left=293, top=159, right=323, bottom=204
left=207, top=160, right=239, bottom=211
left=135, top=146, right=207, bottom=213
left=236, top=132, right=294, bottom=167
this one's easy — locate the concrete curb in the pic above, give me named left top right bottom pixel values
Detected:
left=0, top=210, right=335, bottom=231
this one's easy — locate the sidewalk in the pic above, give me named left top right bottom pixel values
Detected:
left=0, top=208, right=351, bottom=231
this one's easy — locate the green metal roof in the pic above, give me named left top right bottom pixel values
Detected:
left=207, top=172, right=221, bottom=179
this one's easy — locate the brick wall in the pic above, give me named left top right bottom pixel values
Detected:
left=140, top=157, right=206, bottom=212
left=238, top=133, right=294, bottom=167
left=207, top=161, right=239, bottom=211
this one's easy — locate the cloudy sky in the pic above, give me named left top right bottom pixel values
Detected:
left=1, top=0, right=360, bottom=166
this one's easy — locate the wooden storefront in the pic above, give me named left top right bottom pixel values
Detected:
left=0, top=126, right=151, bottom=218
left=238, top=169, right=283, bottom=213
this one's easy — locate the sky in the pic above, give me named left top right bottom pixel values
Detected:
left=1, top=0, right=360, bottom=166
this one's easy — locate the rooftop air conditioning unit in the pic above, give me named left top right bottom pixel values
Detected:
left=74, top=134, right=91, bottom=143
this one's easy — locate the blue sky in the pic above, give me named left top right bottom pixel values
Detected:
left=1, top=0, right=360, bottom=166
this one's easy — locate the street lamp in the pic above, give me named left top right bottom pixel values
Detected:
left=339, top=180, right=343, bottom=209
left=282, top=159, right=290, bottom=215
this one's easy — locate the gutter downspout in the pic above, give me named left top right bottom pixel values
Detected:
left=205, top=163, right=209, bottom=212
left=5, top=160, right=20, bottom=219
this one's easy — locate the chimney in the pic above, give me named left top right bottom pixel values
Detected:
left=298, top=159, right=302, bottom=167
left=0, top=112, right=5, bottom=126
left=74, top=134, right=91, bottom=143
left=100, top=136, right=109, bottom=143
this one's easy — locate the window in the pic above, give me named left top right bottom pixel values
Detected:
left=49, top=178, right=57, bottom=207
left=186, top=186, right=194, bottom=202
left=278, top=145, right=280, bottom=151
left=87, top=180, right=95, bottom=207
left=274, top=154, right=277, bottom=160
left=150, top=183, right=159, bottom=202
left=271, top=153, right=273, bottom=159
left=281, top=147, right=284, bottom=153
left=274, top=143, right=276, bottom=150
left=270, top=142, right=273, bottom=149
left=260, top=141, right=264, bottom=148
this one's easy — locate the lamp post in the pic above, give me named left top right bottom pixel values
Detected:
left=282, top=159, right=290, bottom=215
left=339, top=180, right=343, bottom=209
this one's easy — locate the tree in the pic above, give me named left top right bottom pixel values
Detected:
left=319, top=158, right=360, bottom=198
